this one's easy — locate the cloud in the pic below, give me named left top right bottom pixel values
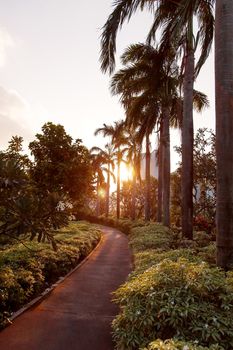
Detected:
left=0, top=86, right=34, bottom=151
left=0, top=27, right=15, bottom=67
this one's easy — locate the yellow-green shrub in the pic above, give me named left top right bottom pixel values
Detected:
left=130, top=224, right=172, bottom=253
left=112, top=259, right=233, bottom=350
left=142, top=339, right=224, bottom=350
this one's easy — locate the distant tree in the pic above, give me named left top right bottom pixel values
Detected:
left=170, top=169, right=182, bottom=227
left=95, top=121, right=126, bottom=219
left=121, top=127, right=142, bottom=220
left=120, top=177, right=158, bottom=219
left=193, top=129, right=216, bottom=224
left=0, top=136, right=69, bottom=247
left=90, top=144, right=115, bottom=217
left=173, top=128, right=216, bottom=230
left=29, top=122, right=92, bottom=210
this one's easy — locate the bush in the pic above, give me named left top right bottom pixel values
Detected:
left=75, top=211, right=148, bottom=235
left=133, top=248, right=201, bottom=276
left=130, top=224, right=172, bottom=253
left=194, top=231, right=213, bottom=247
left=197, top=244, right=216, bottom=266
left=112, top=259, right=233, bottom=350
left=142, top=339, right=224, bottom=350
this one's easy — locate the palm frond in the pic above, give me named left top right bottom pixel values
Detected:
left=193, top=89, right=209, bottom=112
left=100, top=0, right=143, bottom=74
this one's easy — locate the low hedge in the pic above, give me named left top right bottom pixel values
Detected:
left=112, top=222, right=232, bottom=350
left=0, top=221, right=101, bottom=329
left=75, top=211, right=148, bottom=235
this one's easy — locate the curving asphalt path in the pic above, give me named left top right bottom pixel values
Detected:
left=0, top=226, right=132, bottom=350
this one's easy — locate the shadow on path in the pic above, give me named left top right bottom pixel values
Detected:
left=0, top=226, right=132, bottom=350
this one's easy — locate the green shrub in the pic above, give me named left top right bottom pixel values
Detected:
left=133, top=248, right=201, bottom=276
left=194, top=231, right=213, bottom=248
left=142, top=339, right=224, bottom=350
left=130, top=224, right=172, bottom=253
left=112, top=259, right=233, bottom=350
left=197, top=244, right=216, bottom=266
left=0, top=221, right=101, bottom=329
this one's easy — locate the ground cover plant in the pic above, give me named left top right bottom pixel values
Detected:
left=112, top=223, right=233, bottom=350
left=0, top=221, right=101, bottom=329
left=142, top=339, right=223, bottom=350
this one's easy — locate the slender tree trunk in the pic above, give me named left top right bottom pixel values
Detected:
left=215, top=0, right=233, bottom=269
left=117, top=147, right=121, bottom=219
left=181, top=42, right=194, bottom=239
left=145, top=131, right=151, bottom=221
left=106, top=164, right=110, bottom=217
left=131, top=164, right=136, bottom=220
left=96, top=178, right=100, bottom=216
left=157, top=124, right=163, bottom=222
left=162, top=107, right=170, bottom=227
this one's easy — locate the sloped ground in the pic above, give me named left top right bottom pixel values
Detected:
left=0, top=226, right=132, bottom=350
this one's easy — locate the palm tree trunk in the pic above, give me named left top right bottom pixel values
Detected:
left=162, top=107, right=170, bottom=227
left=145, top=131, right=151, bottom=221
left=106, top=164, right=110, bottom=217
left=96, top=178, right=100, bottom=216
left=131, top=167, right=136, bottom=220
left=215, top=0, right=233, bottom=269
left=181, top=41, right=194, bottom=239
left=117, top=147, right=121, bottom=219
left=157, top=124, right=163, bottom=222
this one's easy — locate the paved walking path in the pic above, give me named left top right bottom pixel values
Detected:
left=0, top=226, right=132, bottom=350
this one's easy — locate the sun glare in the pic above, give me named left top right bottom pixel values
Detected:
left=98, top=188, right=105, bottom=198
left=120, top=162, right=133, bottom=182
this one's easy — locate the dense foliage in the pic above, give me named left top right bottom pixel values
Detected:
left=143, top=339, right=223, bottom=350
left=173, top=129, right=216, bottom=230
left=112, top=223, right=233, bottom=350
left=119, top=178, right=158, bottom=220
left=0, top=124, right=93, bottom=245
left=29, top=122, right=93, bottom=208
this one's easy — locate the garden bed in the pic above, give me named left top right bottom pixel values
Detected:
left=112, top=223, right=233, bottom=350
left=0, top=221, right=101, bottom=329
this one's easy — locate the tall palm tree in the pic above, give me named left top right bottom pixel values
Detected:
left=95, top=121, right=126, bottom=219
left=120, top=126, right=142, bottom=220
left=90, top=152, right=108, bottom=216
left=215, top=0, right=233, bottom=269
left=100, top=0, right=214, bottom=237
left=111, top=43, right=180, bottom=225
left=154, top=0, right=214, bottom=238
left=90, top=144, right=115, bottom=217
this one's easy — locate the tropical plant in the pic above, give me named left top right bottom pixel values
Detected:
left=95, top=120, right=126, bottom=219
left=90, top=152, right=108, bottom=216
left=119, top=126, right=142, bottom=220
left=111, top=43, right=182, bottom=225
left=90, top=144, right=115, bottom=217
left=100, top=0, right=214, bottom=238
left=154, top=0, right=214, bottom=239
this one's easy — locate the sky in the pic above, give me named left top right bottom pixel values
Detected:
left=0, top=0, right=215, bottom=170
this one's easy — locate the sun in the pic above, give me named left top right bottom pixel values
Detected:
left=120, top=162, right=133, bottom=182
